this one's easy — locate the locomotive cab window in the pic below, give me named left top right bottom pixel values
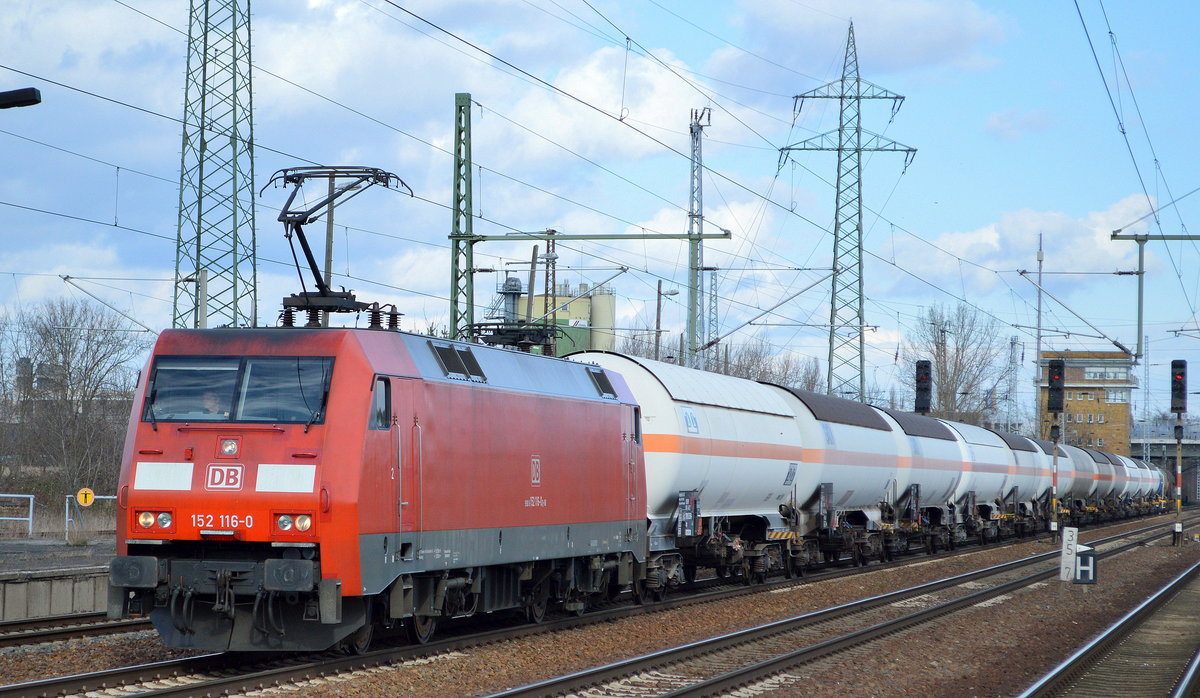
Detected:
left=370, top=377, right=391, bottom=430
left=142, top=355, right=334, bottom=424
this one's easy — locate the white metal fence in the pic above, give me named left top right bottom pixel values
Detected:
left=0, top=493, right=35, bottom=537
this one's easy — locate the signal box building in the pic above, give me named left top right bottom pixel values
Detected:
left=1038, top=350, right=1135, bottom=455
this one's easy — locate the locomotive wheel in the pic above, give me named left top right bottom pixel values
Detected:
left=525, top=596, right=547, bottom=624
left=347, top=621, right=373, bottom=655
left=525, top=583, right=549, bottom=623
left=406, top=614, right=438, bottom=644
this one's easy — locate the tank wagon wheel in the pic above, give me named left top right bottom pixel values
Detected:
left=406, top=614, right=438, bottom=645
left=567, top=590, right=589, bottom=617
left=739, top=558, right=754, bottom=586
left=630, top=578, right=648, bottom=605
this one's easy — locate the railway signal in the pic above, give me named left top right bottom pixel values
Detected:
left=914, top=360, right=932, bottom=413
left=1170, top=360, right=1187, bottom=413
left=1047, top=359, right=1064, bottom=413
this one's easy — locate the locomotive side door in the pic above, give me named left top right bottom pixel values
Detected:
left=390, top=377, right=421, bottom=551
left=625, top=405, right=642, bottom=526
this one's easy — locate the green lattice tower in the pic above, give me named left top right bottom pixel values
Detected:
left=172, top=0, right=257, bottom=329
left=782, top=22, right=914, bottom=400
left=449, top=93, right=475, bottom=340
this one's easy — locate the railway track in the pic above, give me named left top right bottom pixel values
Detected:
left=1018, top=558, right=1200, bottom=697
left=0, top=516, right=1184, bottom=697
left=0, top=612, right=150, bottom=649
left=490, top=518, right=1198, bottom=697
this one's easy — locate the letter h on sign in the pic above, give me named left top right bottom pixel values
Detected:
left=1074, top=546, right=1097, bottom=584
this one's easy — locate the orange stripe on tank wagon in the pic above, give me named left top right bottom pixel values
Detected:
left=643, top=433, right=1013, bottom=474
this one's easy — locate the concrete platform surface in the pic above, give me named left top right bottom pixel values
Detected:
left=0, top=536, right=116, bottom=575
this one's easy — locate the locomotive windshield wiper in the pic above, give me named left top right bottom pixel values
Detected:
left=303, top=388, right=329, bottom=433
left=146, top=391, right=158, bottom=431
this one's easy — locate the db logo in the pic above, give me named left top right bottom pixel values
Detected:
left=206, top=464, right=244, bottom=491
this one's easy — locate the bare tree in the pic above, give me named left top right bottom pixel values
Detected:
left=0, top=298, right=151, bottom=497
left=900, top=303, right=1010, bottom=424
left=617, top=330, right=824, bottom=391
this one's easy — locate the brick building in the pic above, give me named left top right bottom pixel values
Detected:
left=1039, top=350, right=1136, bottom=455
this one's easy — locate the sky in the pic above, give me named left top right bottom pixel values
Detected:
left=2, top=0, right=1199, bottom=420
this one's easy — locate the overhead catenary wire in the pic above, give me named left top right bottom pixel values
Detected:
left=11, top=1, right=1135, bottom=370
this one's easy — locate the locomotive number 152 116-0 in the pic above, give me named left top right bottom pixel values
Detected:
left=191, top=513, right=255, bottom=529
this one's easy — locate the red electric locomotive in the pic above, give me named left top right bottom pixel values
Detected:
left=108, top=325, right=647, bottom=651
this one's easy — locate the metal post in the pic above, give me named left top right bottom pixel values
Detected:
left=655, top=282, right=678, bottom=362
left=1051, top=424, right=1060, bottom=541
left=1035, top=235, right=1044, bottom=428
left=1176, top=412, right=1183, bottom=518
left=322, top=176, right=335, bottom=327
left=525, top=246, right=538, bottom=322
left=655, top=280, right=663, bottom=361
left=1136, top=239, right=1145, bottom=360
left=450, top=92, right=475, bottom=339
left=196, top=268, right=209, bottom=329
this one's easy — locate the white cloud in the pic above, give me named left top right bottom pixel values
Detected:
left=882, top=195, right=1155, bottom=298
left=983, top=108, right=1056, bottom=141
left=706, top=0, right=1007, bottom=103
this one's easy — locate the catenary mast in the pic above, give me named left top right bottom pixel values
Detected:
left=172, top=0, right=257, bottom=329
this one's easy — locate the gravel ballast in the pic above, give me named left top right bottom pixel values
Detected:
left=0, top=517, right=1194, bottom=697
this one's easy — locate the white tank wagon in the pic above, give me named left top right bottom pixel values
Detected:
left=972, top=430, right=1051, bottom=540
left=1132, top=459, right=1168, bottom=499
left=1056, top=444, right=1099, bottom=506
left=569, top=352, right=818, bottom=579
left=569, top=351, right=1163, bottom=576
left=873, top=407, right=974, bottom=556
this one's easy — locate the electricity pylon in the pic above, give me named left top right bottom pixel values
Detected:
left=172, top=0, right=257, bottom=329
left=781, top=22, right=915, bottom=401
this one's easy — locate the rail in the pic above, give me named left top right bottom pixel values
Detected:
left=0, top=494, right=34, bottom=537
left=1017, top=558, right=1200, bottom=697
left=491, top=519, right=1196, bottom=698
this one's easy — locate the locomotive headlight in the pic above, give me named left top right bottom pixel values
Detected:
left=220, top=438, right=239, bottom=457
left=295, top=514, right=312, bottom=532
left=277, top=514, right=294, bottom=531
left=138, top=511, right=155, bottom=528
left=156, top=511, right=172, bottom=529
